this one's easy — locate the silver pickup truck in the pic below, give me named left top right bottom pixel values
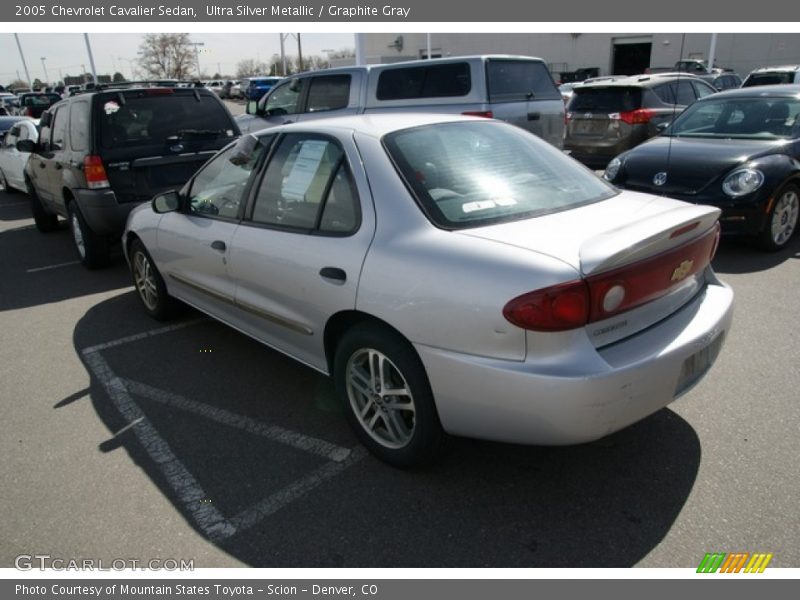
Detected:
left=236, top=55, right=565, bottom=148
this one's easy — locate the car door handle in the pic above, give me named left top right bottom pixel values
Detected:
left=282, top=119, right=294, bottom=125
left=39, top=162, right=46, bottom=168
left=527, top=112, right=541, bottom=121
left=319, top=267, right=346, bottom=283
left=55, top=163, right=63, bottom=170
left=210, top=240, right=226, bottom=251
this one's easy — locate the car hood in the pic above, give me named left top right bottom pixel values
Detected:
left=235, top=113, right=266, bottom=135
left=456, top=190, right=720, bottom=275
left=620, top=136, right=790, bottom=194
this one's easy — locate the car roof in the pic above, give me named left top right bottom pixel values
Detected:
left=577, top=73, right=708, bottom=88
left=0, top=116, right=30, bottom=124
left=698, top=84, right=800, bottom=100
left=748, top=65, right=800, bottom=73
left=252, top=113, right=491, bottom=139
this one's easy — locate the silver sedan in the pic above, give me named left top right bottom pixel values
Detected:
left=123, top=114, right=734, bottom=467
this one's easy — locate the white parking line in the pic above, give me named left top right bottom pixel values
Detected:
left=26, top=261, right=81, bottom=273
left=123, top=379, right=352, bottom=463
left=83, top=350, right=237, bottom=542
left=80, top=321, right=363, bottom=541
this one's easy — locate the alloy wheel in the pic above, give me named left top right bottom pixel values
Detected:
left=771, top=189, right=799, bottom=247
left=133, top=251, right=159, bottom=311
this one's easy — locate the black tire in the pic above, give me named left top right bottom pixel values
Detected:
left=27, top=179, right=59, bottom=233
left=68, top=201, right=110, bottom=269
left=757, top=183, right=799, bottom=252
left=129, top=238, right=179, bottom=321
left=0, top=168, right=18, bottom=194
left=334, top=323, right=447, bottom=467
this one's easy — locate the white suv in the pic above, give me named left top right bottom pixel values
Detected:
left=742, top=65, right=800, bottom=87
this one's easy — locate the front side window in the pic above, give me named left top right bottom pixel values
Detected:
left=187, top=142, right=265, bottom=219
left=667, top=97, right=800, bottom=139
left=265, top=80, right=304, bottom=116
left=384, top=121, right=616, bottom=229
left=692, top=81, right=716, bottom=98
left=250, top=134, right=359, bottom=234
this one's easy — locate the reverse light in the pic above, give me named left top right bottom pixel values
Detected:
left=83, top=155, right=110, bottom=189
left=722, top=168, right=764, bottom=197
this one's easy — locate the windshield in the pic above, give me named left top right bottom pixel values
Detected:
left=383, top=121, right=617, bottom=229
left=666, top=96, right=800, bottom=139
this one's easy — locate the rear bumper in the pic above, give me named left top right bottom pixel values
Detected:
left=415, top=276, right=734, bottom=446
left=74, top=189, right=143, bottom=237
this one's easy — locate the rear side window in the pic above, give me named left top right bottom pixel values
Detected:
left=568, top=87, right=642, bottom=113
left=743, top=72, right=794, bottom=87
left=487, top=60, right=561, bottom=102
left=97, top=91, right=235, bottom=149
left=306, top=75, right=351, bottom=113
left=376, top=63, right=471, bottom=100
left=69, top=100, right=90, bottom=151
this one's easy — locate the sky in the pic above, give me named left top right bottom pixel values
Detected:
left=0, top=32, right=355, bottom=84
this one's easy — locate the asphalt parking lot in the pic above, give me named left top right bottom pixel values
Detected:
left=1, top=171, right=799, bottom=568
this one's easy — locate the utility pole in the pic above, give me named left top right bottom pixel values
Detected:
left=14, top=34, right=32, bottom=87
left=707, top=33, right=718, bottom=73
left=297, top=33, right=303, bottom=72
left=84, top=33, right=98, bottom=82
left=40, top=57, right=49, bottom=86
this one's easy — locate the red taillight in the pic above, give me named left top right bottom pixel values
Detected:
left=503, top=280, right=590, bottom=332
left=461, top=111, right=493, bottom=119
left=503, top=225, right=719, bottom=331
left=83, top=155, right=110, bottom=189
left=614, top=108, right=655, bottom=125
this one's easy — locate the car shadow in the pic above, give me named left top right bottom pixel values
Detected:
left=712, top=235, right=800, bottom=274
left=0, top=191, right=32, bottom=222
left=0, top=220, right=130, bottom=312
left=74, top=292, right=702, bottom=567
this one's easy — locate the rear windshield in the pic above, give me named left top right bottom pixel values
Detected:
left=96, top=91, right=236, bottom=149
left=487, top=60, right=561, bottom=101
left=376, top=63, right=471, bottom=100
left=568, top=87, right=643, bottom=113
left=383, top=121, right=616, bottom=229
left=742, top=72, right=795, bottom=87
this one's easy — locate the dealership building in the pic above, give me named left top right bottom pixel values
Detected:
left=355, top=33, right=800, bottom=79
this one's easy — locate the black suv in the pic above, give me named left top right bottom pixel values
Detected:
left=564, top=73, right=717, bottom=169
left=20, top=84, right=240, bottom=268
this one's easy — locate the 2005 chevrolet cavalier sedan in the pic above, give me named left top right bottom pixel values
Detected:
left=123, top=113, right=734, bottom=466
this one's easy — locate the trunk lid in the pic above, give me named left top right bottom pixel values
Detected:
left=458, top=190, right=721, bottom=345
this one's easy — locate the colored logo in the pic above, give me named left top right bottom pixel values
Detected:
left=697, top=552, right=773, bottom=573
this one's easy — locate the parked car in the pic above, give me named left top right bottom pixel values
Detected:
left=16, top=92, right=61, bottom=118
left=240, top=55, right=566, bottom=148
left=0, top=115, right=29, bottom=136
left=742, top=65, right=800, bottom=87
left=604, top=85, right=800, bottom=251
left=229, top=80, right=244, bottom=99
left=18, top=84, right=240, bottom=268
left=245, top=76, right=282, bottom=102
left=124, top=114, right=733, bottom=466
left=205, top=80, right=225, bottom=95
left=564, top=73, right=717, bottom=168
left=0, top=118, right=38, bottom=193
left=696, top=72, right=743, bottom=91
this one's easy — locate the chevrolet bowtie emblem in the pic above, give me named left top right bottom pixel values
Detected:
left=671, top=259, right=694, bottom=282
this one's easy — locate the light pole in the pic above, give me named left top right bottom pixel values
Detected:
left=40, top=57, right=49, bottom=87
left=14, top=34, right=33, bottom=88
left=187, top=41, right=205, bottom=79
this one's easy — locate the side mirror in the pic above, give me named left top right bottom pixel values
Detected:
left=656, top=122, right=671, bottom=133
left=16, top=139, right=37, bottom=153
left=152, top=190, right=181, bottom=214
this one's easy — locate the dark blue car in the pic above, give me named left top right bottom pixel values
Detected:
left=246, top=77, right=282, bottom=101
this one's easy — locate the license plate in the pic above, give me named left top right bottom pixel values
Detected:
left=674, top=333, right=724, bottom=396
